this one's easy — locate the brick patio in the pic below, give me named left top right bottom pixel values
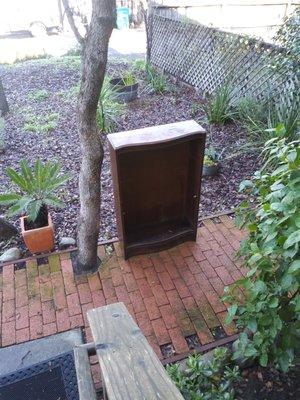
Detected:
left=0, top=213, right=247, bottom=383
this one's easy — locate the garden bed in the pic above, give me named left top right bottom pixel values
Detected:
left=235, top=364, right=300, bottom=400
left=0, top=56, right=258, bottom=254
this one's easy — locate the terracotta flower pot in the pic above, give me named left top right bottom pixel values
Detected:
left=20, top=213, right=55, bottom=254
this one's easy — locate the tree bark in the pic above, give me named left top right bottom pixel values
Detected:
left=75, top=0, right=116, bottom=274
left=61, top=0, right=85, bottom=47
left=0, top=78, right=9, bottom=116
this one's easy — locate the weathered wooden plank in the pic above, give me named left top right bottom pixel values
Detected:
left=74, top=346, right=97, bottom=400
left=87, top=302, right=184, bottom=400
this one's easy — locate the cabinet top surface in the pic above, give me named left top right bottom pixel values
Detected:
left=107, top=120, right=205, bottom=150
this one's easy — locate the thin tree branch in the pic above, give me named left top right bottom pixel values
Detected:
left=62, top=0, right=85, bottom=46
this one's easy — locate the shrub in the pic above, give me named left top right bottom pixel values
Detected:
left=96, top=79, right=124, bottom=133
left=167, top=347, right=240, bottom=400
left=0, top=159, right=70, bottom=227
left=203, top=83, right=233, bottom=124
left=224, top=132, right=300, bottom=372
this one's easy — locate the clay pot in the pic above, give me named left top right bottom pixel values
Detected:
left=21, top=213, right=55, bottom=254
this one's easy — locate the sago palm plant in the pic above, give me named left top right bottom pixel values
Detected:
left=0, top=159, right=70, bottom=228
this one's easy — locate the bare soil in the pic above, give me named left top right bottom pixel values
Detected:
left=235, top=364, right=300, bottom=400
left=0, top=56, right=258, bottom=254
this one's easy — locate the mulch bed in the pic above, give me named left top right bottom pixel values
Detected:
left=0, top=56, right=258, bottom=254
left=235, top=364, right=300, bottom=400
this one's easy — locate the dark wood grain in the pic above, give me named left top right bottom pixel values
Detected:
left=108, top=120, right=206, bottom=259
left=87, top=303, right=184, bottom=400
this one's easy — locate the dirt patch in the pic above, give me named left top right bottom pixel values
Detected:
left=0, top=57, right=258, bottom=254
left=235, top=365, right=300, bottom=400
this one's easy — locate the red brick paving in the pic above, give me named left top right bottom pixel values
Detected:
left=0, top=214, right=246, bottom=361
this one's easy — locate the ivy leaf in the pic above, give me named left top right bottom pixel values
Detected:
left=281, top=274, right=293, bottom=290
left=288, top=260, right=300, bottom=274
left=225, top=305, right=238, bottom=325
left=269, top=297, right=279, bottom=308
left=259, top=353, right=268, bottom=367
left=247, top=319, right=257, bottom=333
left=283, top=230, right=300, bottom=249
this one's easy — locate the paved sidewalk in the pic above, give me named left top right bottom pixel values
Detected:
left=0, top=214, right=246, bottom=384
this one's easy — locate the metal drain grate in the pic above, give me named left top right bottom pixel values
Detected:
left=0, top=351, right=78, bottom=400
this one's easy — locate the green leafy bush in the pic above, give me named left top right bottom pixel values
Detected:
left=167, top=347, right=240, bottom=400
left=203, top=83, right=233, bottom=124
left=96, top=79, right=124, bottom=133
left=0, top=160, right=70, bottom=226
left=224, top=133, right=300, bottom=372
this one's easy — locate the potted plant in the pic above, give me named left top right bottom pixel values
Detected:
left=203, top=147, right=222, bottom=177
left=0, top=159, right=70, bottom=254
left=110, top=71, right=138, bottom=103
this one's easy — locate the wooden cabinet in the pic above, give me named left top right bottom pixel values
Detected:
left=108, top=120, right=206, bottom=259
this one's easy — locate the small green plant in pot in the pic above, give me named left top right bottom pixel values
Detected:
left=203, top=146, right=221, bottom=177
left=110, top=70, right=138, bottom=103
left=0, top=159, right=70, bottom=254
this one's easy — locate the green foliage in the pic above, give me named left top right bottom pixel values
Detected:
left=122, top=71, right=136, bottom=86
left=28, top=89, right=49, bottom=102
left=167, top=347, right=240, bottom=400
left=224, top=135, right=300, bottom=372
left=0, top=160, right=70, bottom=222
left=204, top=147, right=221, bottom=166
left=145, top=64, right=167, bottom=94
left=58, top=84, right=80, bottom=102
left=235, top=97, right=299, bottom=143
left=274, top=6, right=300, bottom=76
left=96, top=79, right=124, bottom=133
left=24, top=112, right=59, bottom=134
left=131, top=58, right=146, bottom=71
left=64, top=45, right=82, bottom=57
left=203, top=83, right=233, bottom=124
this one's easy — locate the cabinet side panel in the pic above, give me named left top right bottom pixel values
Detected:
left=108, top=143, right=125, bottom=254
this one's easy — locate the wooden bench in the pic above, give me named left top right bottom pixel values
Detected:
left=74, top=302, right=184, bottom=399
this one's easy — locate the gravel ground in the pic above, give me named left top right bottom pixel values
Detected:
left=0, top=56, right=258, bottom=254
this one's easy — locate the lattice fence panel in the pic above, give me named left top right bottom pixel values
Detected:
left=150, top=15, right=299, bottom=106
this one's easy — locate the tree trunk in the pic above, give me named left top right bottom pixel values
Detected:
left=0, top=78, right=9, bottom=116
left=75, top=0, right=116, bottom=274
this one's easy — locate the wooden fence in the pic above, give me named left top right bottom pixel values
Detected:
left=149, top=13, right=299, bottom=106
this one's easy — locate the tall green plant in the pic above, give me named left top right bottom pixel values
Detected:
left=224, top=132, right=300, bottom=372
left=203, top=83, right=234, bottom=124
left=96, top=78, right=124, bottom=133
left=0, top=159, right=70, bottom=225
left=235, top=96, right=299, bottom=143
